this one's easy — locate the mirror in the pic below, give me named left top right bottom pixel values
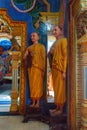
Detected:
left=0, top=9, right=27, bottom=114
left=40, top=12, right=60, bottom=103
left=47, top=35, right=56, bottom=103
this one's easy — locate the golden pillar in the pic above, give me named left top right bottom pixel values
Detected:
left=10, top=51, right=20, bottom=113
left=78, top=36, right=87, bottom=130
left=81, top=101, right=87, bottom=130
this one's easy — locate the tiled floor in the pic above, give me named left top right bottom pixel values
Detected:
left=0, top=116, right=49, bottom=130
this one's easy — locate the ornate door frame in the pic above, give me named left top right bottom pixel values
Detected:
left=0, top=9, right=27, bottom=114
left=68, top=0, right=85, bottom=129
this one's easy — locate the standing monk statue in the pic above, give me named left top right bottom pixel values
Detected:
left=48, top=25, right=68, bottom=115
left=23, top=32, right=46, bottom=108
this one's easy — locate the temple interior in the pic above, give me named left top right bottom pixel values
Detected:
left=0, top=0, right=87, bottom=130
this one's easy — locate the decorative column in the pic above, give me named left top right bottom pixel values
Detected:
left=78, top=37, right=87, bottom=130
left=10, top=51, right=20, bottom=113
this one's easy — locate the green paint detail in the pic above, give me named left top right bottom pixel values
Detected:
left=25, top=1, right=43, bottom=28
left=13, top=0, right=43, bottom=27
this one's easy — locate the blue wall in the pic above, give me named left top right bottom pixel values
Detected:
left=0, top=0, right=69, bottom=39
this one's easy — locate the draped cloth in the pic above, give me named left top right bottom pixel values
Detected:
left=51, top=37, right=68, bottom=106
left=27, top=43, right=46, bottom=100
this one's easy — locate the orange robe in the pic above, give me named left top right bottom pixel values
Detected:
left=52, top=37, right=68, bottom=106
left=27, top=43, right=46, bottom=100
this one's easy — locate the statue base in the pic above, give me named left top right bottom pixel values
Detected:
left=22, top=106, right=50, bottom=125
left=22, top=105, right=68, bottom=130
left=49, top=113, right=68, bottom=130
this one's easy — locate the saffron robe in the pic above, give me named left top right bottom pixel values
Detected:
left=52, top=37, right=68, bottom=106
left=27, top=43, right=46, bottom=100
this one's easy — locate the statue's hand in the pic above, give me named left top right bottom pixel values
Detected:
left=30, top=52, right=35, bottom=56
left=50, top=47, right=54, bottom=54
left=62, top=72, right=66, bottom=79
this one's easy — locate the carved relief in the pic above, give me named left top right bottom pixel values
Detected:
left=76, top=11, right=87, bottom=40
left=76, top=10, right=87, bottom=130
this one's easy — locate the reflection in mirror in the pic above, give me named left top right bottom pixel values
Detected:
left=47, top=35, right=56, bottom=103
left=39, top=11, right=60, bottom=106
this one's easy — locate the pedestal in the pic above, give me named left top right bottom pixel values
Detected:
left=22, top=106, right=50, bottom=125
left=49, top=113, right=67, bottom=130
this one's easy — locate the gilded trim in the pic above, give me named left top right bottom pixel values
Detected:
left=43, top=0, right=50, bottom=12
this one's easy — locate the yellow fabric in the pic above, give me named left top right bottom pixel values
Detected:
left=28, top=67, right=44, bottom=99
left=27, top=43, right=46, bottom=99
left=52, top=38, right=68, bottom=73
left=52, top=68, right=66, bottom=105
left=52, top=37, right=68, bottom=106
left=27, top=43, right=46, bottom=71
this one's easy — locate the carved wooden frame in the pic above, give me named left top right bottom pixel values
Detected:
left=68, top=0, right=81, bottom=129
